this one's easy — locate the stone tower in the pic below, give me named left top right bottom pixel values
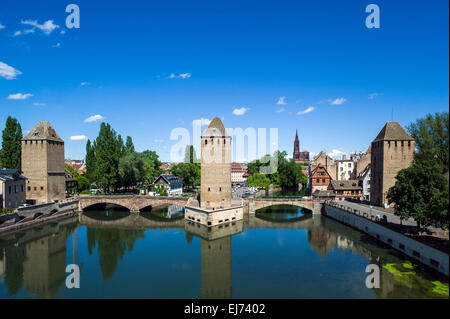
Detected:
left=370, top=122, right=415, bottom=206
left=21, top=122, right=66, bottom=204
left=200, top=117, right=232, bottom=209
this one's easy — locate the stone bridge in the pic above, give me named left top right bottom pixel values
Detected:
left=78, top=211, right=315, bottom=230
left=78, top=195, right=191, bottom=212
left=247, top=197, right=321, bottom=214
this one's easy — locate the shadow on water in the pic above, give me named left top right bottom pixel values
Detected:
left=255, top=204, right=312, bottom=223
left=83, top=204, right=130, bottom=221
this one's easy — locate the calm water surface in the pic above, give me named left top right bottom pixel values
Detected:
left=0, top=205, right=448, bottom=299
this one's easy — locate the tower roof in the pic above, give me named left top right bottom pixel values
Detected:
left=202, top=117, right=229, bottom=137
left=373, top=121, right=414, bottom=142
left=23, top=121, right=64, bottom=142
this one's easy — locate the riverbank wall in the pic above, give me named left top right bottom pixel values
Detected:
left=323, top=203, right=449, bottom=276
left=0, top=199, right=78, bottom=235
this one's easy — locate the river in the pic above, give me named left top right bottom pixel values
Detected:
left=0, top=205, right=447, bottom=299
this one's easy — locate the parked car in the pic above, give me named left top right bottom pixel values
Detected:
left=18, top=203, right=32, bottom=209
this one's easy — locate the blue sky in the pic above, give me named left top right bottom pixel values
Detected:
left=0, top=0, right=448, bottom=162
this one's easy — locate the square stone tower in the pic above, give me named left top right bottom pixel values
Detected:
left=21, top=122, right=66, bottom=204
left=201, top=117, right=232, bottom=209
left=370, top=121, right=415, bottom=206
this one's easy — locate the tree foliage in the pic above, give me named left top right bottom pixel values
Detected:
left=1, top=116, right=22, bottom=169
left=85, top=123, right=162, bottom=193
left=387, top=160, right=449, bottom=230
left=407, top=112, right=449, bottom=173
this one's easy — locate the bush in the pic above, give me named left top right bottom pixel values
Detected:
left=80, top=190, right=92, bottom=194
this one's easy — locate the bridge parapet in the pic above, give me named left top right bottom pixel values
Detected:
left=78, top=195, right=191, bottom=212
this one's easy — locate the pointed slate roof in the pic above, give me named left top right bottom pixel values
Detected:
left=23, top=121, right=64, bottom=142
left=373, top=122, right=414, bottom=142
left=202, top=117, right=229, bottom=137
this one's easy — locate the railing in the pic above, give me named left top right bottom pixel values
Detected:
left=254, top=196, right=312, bottom=200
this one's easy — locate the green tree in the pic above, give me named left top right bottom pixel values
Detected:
left=247, top=173, right=271, bottom=192
left=85, top=139, right=96, bottom=183
left=407, top=112, right=449, bottom=173
left=141, top=150, right=162, bottom=184
left=170, top=162, right=200, bottom=191
left=125, top=136, right=135, bottom=154
left=1, top=116, right=22, bottom=169
left=184, top=145, right=198, bottom=163
left=94, top=123, right=121, bottom=192
left=118, top=152, right=145, bottom=190
left=387, top=160, right=449, bottom=230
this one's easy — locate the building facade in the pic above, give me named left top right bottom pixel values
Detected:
left=293, top=130, right=310, bottom=163
left=310, top=164, right=332, bottom=194
left=358, top=165, right=371, bottom=201
left=335, top=155, right=356, bottom=180
left=0, top=169, right=27, bottom=208
left=327, top=180, right=363, bottom=201
left=370, top=122, right=415, bottom=207
left=231, top=162, right=246, bottom=185
left=311, top=151, right=337, bottom=180
left=153, top=174, right=183, bottom=196
left=21, top=122, right=66, bottom=204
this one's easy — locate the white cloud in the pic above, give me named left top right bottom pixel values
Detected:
left=32, top=102, right=46, bottom=106
left=297, top=106, right=315, bottom=115
left=154, top=139, right=164, bottom=143
left=232, top=107, right=249, bottom=116
left=368, top=92, right=382, bottom=100
left=329, top=98, right=347, bottom=105
left=21, top=19, right=59, bottom=35
left=13, top=30, right=21, bottom=36
left=328, top=149, right=347, bottom=159
left=0, top=23, right=5, bottom=30
left=275, top=107, right=286, bottom=113
left=7, top=93, right=33, bottom=100
left=52, top=42, right=61, bottom=48
left=70, top=135, right=88, bottom=141
left=0, top=62, right=22, bottom=79
left=84, top=114, right=105, bottom=123
left=80, top=82, right=89, bottom=86
left=192, top=118, right=211, bottom=126
left=277, top=96, right=287, bottom=105
left=60, top=30, right=66, bottom=35
left=169, top=73, right=191, bottom=79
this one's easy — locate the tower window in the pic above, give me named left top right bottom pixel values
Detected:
left=208, top=187, right=211, bottom=192
left=205, top=140, right=207, bottom=145
left=224, top=139, right=226, bottom=144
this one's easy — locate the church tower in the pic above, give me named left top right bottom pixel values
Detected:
left=293, top=130, right=300, bottom=161
left=21, top=122, right=65, bottom=204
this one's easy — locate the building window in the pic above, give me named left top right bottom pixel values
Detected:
left=41, top=186, right=44, bottom=190
left=219, top=187, right=222, bottom=192
left=205, top=140, right=207, bottom=145
left=388, top=141, right=391, bottom=148
left=28, top=186, right=31, bottom=191
left=34, top=187, right=37, bottom=191
left=208, top=187, right=210, bottom=192
left=316, top=179, right=320, bottom=183
left=224, top=139, right=226, bottom=144
left=8, top=186, right=11, bottom=194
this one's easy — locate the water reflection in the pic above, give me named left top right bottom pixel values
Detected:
left=185, top=221, right=243, bottom=299
left=0, top=217, right=77, bottom=298
left=0, top=205, right=447, bottom=299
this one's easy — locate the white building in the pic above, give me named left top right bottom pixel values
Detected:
left=231, top=162, right=246, bottom=185
left=153, top=174, right=183, bottom=196
left=358, top=165, right=371, bottom=201
left=335, top=155, right=356, bottom=180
